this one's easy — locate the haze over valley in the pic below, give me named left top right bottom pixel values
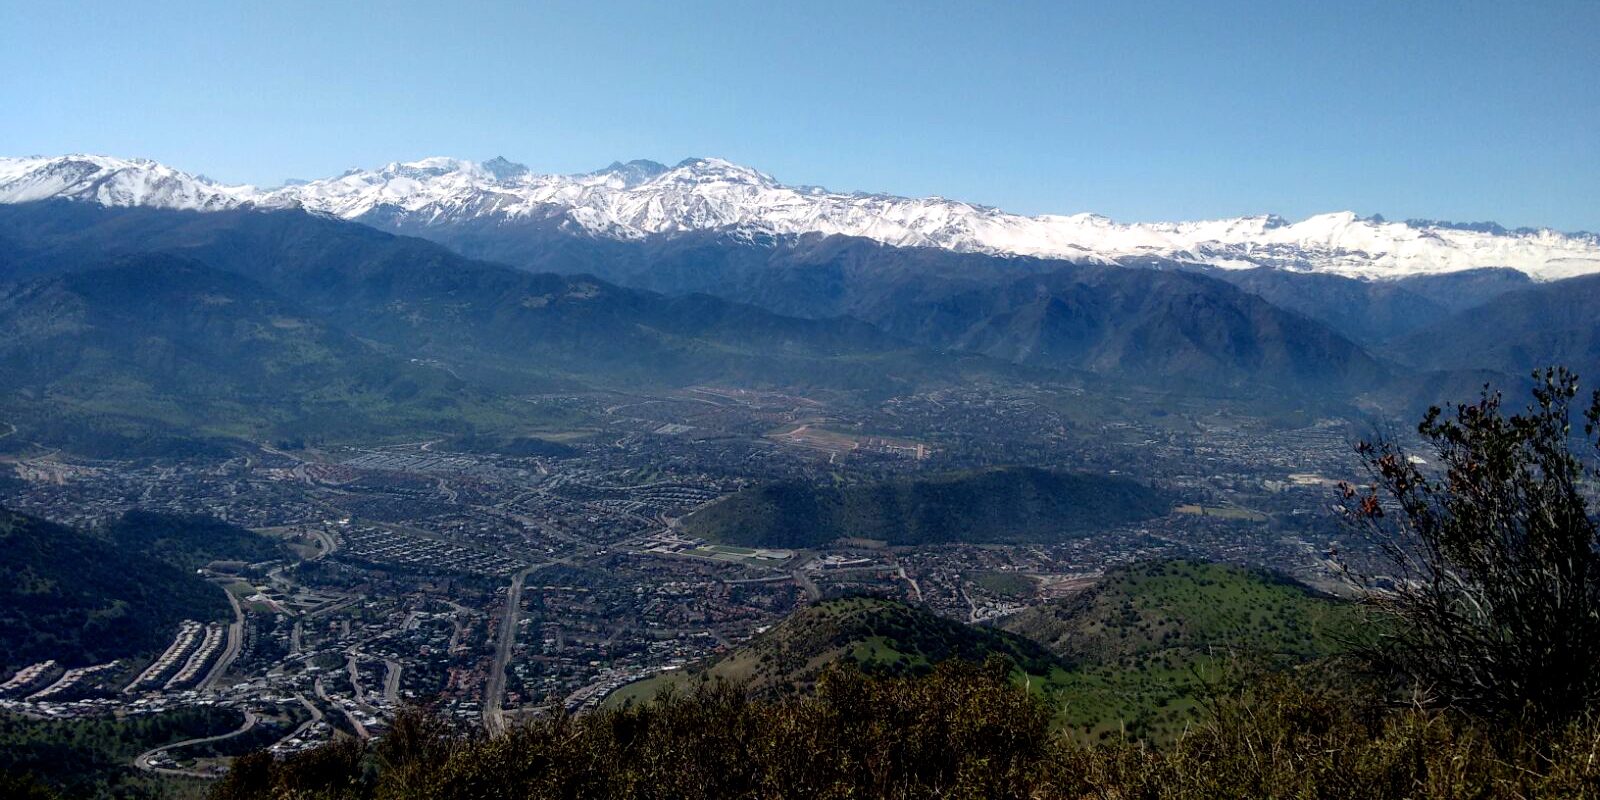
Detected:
left=3, top=2, right=1598, bottom=796
left=1, top=145, right=1589, bottom=769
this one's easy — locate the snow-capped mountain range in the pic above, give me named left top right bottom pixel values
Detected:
left=4, top=153, right=1598, bottom=281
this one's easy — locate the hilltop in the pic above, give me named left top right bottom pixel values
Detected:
left=681, top=466, right=1171, bottom=548
left=609, top=596, right=1071, bottom=707
left=1002, top=559, right=1361, bottom=739
left=610, top=560, right=1359, bottom=743
left=103, top=510, right=286, bottom=572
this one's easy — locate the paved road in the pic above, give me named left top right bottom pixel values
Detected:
left=198, top=583, right=245, bottom=691
left=133, top=710, right=259, bottom=778
left=316, top=676, right=369, bottom=739
left=435, top=476, right=459, bottom=503
left=791, top=558, right=822, bottom=601
left=383, top=659, right=402, bottom=704
left=720, top=574, right=793, bottom=585
left=897, top=565, right=924, bottom=604
left=304, top=527, right=338, bottom=558
left=482, top=566, right=535, bottom=736
left=346, top=654, right=369, bottom=707
left=268, top=692, right=325, bottom=752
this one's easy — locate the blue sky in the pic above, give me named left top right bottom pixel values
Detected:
left=3, top=0, right=1596, bottom=229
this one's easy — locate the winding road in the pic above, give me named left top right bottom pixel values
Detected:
left=133, top=710, right=259, bottom=779
left=271, top=692, right=325, bottom=750
left=897, top=565, right=924, bottom=604
left=791, top=557, right=822, bottom=601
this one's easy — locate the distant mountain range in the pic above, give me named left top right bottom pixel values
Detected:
left=3, top=153, right=1599, bottom=454
left=0, top=202, right=1026, bottom=452
left=5, top=154, right=1598, bottom=281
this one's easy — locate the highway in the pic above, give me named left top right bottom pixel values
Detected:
left=198, top=582, right=245, bottom=691
left=482, top=565, right=535, bottom=736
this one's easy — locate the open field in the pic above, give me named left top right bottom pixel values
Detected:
left=966, top=570, right=1038, bottom=598
left=684, top=544, right=793, bottom=565
left=765, top=423, right=927, bottom=459
left=1174, top=504, right=1268, bottom=522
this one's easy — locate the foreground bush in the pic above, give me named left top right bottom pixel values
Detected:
left=1344, top=368, right=1600, bottom=724
left=209, top=660, right=1600, bottom=800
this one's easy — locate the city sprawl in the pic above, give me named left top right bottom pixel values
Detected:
left=0, top=383, right=1372, bottom=776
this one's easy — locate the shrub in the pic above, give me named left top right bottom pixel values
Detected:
left=1343, top=368, right=1600, bottom=723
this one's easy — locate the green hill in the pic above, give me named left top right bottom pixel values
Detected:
left=0, top=507, right=236, bottom=673
left=681, top=466, right=1171, bottom=548
left=613, top=560, right=1359, bottom=743
left=0, top=203, right=1028, bottom=401
left=1001, top=559, right=1361, bottom=740
left=609, top=596, right=1074, bottom=707
left=0, top=255, right=520, bottom=454
left=103, top=510, right=286, bottom=571
left=440, top=433, right=579, bottom=458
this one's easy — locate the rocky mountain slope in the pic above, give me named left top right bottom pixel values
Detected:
left=6, top=154, right=1597, bottom=280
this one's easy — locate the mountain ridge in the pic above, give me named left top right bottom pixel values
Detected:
left=5, top=154, right=1598, bottom=281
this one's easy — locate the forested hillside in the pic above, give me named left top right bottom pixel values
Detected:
left=0, top=508, right=278, bottom=673
left=683, top=466, right=1170, bottom=548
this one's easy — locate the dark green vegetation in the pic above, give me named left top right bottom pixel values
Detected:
left=866, top=264, right=1388, bottom=394
left=0, top=254, right=514, bottom=453
left=0, top=706, right=237, bottom=799
left=402, top=225, right=1524, bottom=396
left=1209, top=266, right=1533, bottom=348
left=683, top=466, right=1170, bottom=548
left=0, top=203, right=1018, bottom=454
left=1344, top=368, right=1600, bottom=722
left=206, top=664, right=1600, bottom=799
left=399, top=224, right=1584, bottom=401
left=965, top=569, right=1037, bottom=598
left=497, top=230, right=1572, bottom=399
left=104, top=511, right=285, bottom=572
left=1003, top=559, right=1360, bottom=739
left=608, top=596, right=1070, bottom=707
left=438, top=433, right=578, bottom=458
left=0, top=507, right=276, bottom=673
left=498, top=231, right=1395, bottom=394
left=617, top=561, right=1355, bottom=742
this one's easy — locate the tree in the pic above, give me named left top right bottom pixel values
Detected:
left=1342, top=368, right=1600, bottom=723
left=0, top=772, right=57, bottom=800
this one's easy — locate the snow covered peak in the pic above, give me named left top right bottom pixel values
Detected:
left=0, top=154, right=259, bottom=211
left=586, top=159, right=668, bottom=187
left=377, top=156, right=485, bottom=179
left=482, top=156, right=531, bottom=181
left=3, top=152, right=1598, bottom=281
left=664, top=157, right=778, bottom=186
